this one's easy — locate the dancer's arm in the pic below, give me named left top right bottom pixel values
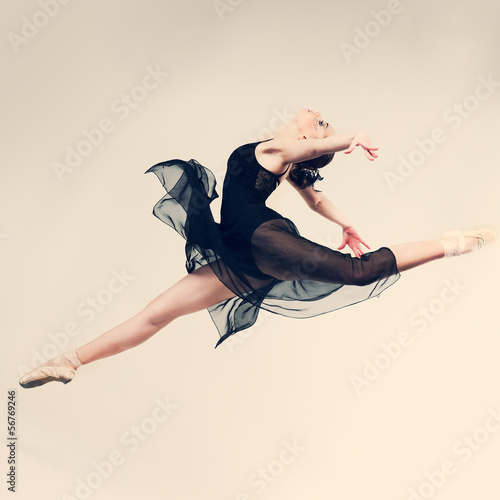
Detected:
left=287, top=181, right=370, bottom=256
left=270, top=130, right=378, bottom=165
left=289, top=181, right=352, bottom=228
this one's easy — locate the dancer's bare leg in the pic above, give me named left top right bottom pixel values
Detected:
left=387, top=240, right=445, bottom=272
left=75, top=264, right=236, bottom=364
left=19, top=265, right=237, bottom=387
left=388, top=227, right=496, bottom=272
left=19, top=229, right=495, bottom=388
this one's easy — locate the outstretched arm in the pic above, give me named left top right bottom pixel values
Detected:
left=287, top=179, right=370, bottom=257
left=267, top=130, right=379, bottom=166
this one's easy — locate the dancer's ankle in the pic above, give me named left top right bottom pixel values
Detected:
left=440, top=228, right=496, bottom=258
left=439, top=239, right=458, bottom=258
left=64, top=349, right=82, bottom=369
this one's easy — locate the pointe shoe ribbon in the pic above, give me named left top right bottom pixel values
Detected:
left=440, top=228, right=496, bottom=257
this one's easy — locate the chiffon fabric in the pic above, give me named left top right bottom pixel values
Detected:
left=145, top=139, right=400, bottom=348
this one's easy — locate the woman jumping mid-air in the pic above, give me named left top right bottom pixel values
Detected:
left=19, top=108, right=495, bottom=388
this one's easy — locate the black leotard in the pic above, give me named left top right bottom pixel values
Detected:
left=219, top=139, right=290, bottom=279
left=145, top=139, right=400, bottom=348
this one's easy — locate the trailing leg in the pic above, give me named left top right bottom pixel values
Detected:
left=19, top=265, right=235, bottom=388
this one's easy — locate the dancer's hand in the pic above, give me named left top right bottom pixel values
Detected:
left=338, top=226, right=371, bottom=257
left=344, top=130, right=378, bottom=161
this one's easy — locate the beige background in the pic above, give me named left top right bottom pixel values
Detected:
left=2, top=0, right=500, bottom=499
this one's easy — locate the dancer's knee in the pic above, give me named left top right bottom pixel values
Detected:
left=144, top=299, right=176, bottom=327
left=339, top=252, right=391, bottom=286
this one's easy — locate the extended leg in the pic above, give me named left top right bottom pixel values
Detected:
left=388, top=227, right=496, bottom=272
left=387, top=240, right=444, bottom=273
left=252, top=220, right=495, bottom=284
left=19, top=265, right=236, bottom=388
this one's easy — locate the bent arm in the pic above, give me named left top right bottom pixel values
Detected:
left=287, top=179, right=371, bottom=256
left=287, top=179, right=353, bottom=228
left=311, top=194, right=354, bottom=229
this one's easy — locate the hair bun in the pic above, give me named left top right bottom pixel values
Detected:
left=288, top=152, right=334, bottom=189
left=289, top=165, right=324, bottom=189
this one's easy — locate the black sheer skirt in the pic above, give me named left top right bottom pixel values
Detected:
left=145, top=159, right=401, bottom=348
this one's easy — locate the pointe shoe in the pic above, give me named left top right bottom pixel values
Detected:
left=19, top=350, right=81, bottom=389
left=440, top=227, right=496, bottom=257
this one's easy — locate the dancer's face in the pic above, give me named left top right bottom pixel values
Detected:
left=296, top=108, right=333, bottom=139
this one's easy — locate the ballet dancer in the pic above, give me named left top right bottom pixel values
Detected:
left=19, top=108, right=495, bottom=388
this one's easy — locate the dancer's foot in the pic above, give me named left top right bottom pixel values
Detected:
left=19, top=350, right=82, bottom=388
left=440, top=227, right=496, bottom=257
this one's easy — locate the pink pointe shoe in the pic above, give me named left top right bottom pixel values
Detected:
left=440, top=227, right=496, bottom=257
left=19, top=350, right=82, bottom=389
